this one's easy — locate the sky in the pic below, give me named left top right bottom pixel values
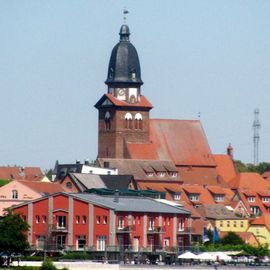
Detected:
left=0, top=0, right=270, bottom=170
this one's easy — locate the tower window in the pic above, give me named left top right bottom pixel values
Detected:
left=125, top=112, right=133, bottom=129
left=135, top=113, right=143, bottom=129
left=104, top=111, right=111, bottom=130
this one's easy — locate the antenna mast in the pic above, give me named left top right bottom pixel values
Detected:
left=253, top=108, right=261, bottom=165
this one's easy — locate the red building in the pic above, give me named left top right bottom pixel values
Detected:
left=13, top=192, right=191, bottom=261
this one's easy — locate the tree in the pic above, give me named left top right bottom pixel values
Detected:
left=0, top=210, right=29, bottom=254
left=235, top=160, right=270, bottom=175
left=45, top=169, right=53, bottom=181
left=220, top=231, right=244, bottom=245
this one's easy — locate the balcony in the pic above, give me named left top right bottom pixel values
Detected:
left=116, top=225, right=134, bottom=233
left=147, top=226, right=166, bottom=234
left=50, top=224, right=68, bottom=233
left=177, top=227, right=193, bottom=234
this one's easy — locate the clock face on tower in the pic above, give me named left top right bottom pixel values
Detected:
left=115, top=88, right=127, bottom=100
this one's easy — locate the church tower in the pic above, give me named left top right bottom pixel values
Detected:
left=95, top=24, right=153, bottom=159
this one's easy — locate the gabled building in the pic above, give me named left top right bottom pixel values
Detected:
left=0, top=180, right=65, bottom=215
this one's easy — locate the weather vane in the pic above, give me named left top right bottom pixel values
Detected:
left=123, top=8, right=129, bottom=24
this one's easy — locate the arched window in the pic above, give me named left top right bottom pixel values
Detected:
left=12, top=189, right=18, bottom=199
left=104, top=111, right=111, bottom=130
left=125, top=112, right=133, bottom=129
left=135, top=113, right=143, bottom=129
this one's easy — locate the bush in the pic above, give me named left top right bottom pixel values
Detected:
left=40, top=259, right=57, bottom=270
left=60, top=252, right=91, bottom=260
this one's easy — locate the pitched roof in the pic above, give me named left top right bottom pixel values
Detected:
left=196, top=204, right=240, bottom=220
left=213, top=154, right=237, bottom=183
left=19, top=181, right=65, bottom=196
left=149, top=119, right=216, bottom=166
left=97, top=158, right=180, bottom=181
left=0, top=166, right=44, bottom=181
left=68, top=173, right=133, bottom=191
left=95, top=94, right=153, bottom=109
left=126, top=143, right=159, bottom=160
left=250, top=215, right=270, bottom=230
left=72, top=193, right=190, bottom=214
left=228, top=173, right=270, bottom=192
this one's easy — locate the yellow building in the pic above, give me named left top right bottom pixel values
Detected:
left=216, top=218, right=249, bottom=233
left=247, top=215, right=270, bottom=247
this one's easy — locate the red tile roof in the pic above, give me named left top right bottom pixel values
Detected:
left=213, top=154, right=237, bottom=183
left=262, top=171, right=270, bottom=180
left=149, top=119, right=216, bottom=166
left=95, top=94, right=153, bottom=109
left=229, top=173, right=270, bottom=192
left=19, top=180, right=65, bottom=195
left=251, top=215, right=270, bottom=230
left=207, top=186, right=225, bottom=195
left=0, top=166, right=44, bottom=181
left=126, top=143, right=159, bottom=160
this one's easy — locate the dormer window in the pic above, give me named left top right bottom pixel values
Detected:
left=159, top=172, right=165, bottom=177
left=189, top=193, right=199, bottom=202
left=262, top=197, right=269, bottom=203
left=174, top=193, right=181, bottom=201
left=171, top=172, right=177, bottom=177
left=214, top=194, right=224, bottom=202
left=248, top=196, right=255, bottom=202
left=147, top=172, right=154, bottom=177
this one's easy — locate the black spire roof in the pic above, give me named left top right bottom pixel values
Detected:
left=105, top=24, right=143, bottom=87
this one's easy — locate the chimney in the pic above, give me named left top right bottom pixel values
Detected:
left=76, top=160, right=80, bottom=164
left=84, top=159, right=90, bottom=165
left=114, top=190, right=119, bottom=203
left=227, top=143, right=234, bottom=159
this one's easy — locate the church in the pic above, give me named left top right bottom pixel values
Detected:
left=95, top=23, right=233, bottom=190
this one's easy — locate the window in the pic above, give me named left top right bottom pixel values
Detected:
left=220, top=221, right=223, bottom=227
left=118, top=216, right=124, bottom=229
left=42, top=215, right=47, bottom=224
left=233, top=221, right=237, bottom=228
left=178, top=218, right=185, bottom=231
left=171, top=172, right=177, bottom=177
left=174, top=193, right=181, bottom=201
left=97, top=236, right=106, bottom=251
left=240, top=221, right=244, bottom=228
left=189, top=194, right=199, bottom=202
left=262, top=197, right=269, bottom=202
left=57, top=216, right=66, bottom=228
left=76, top=215, right=80, bottom=224
left=147, top=172, right=154, bottom=177
left=134, top=113, right=142, bottom=129
left=124, top=112, right=132, bottom=129
left=227, top=221, right=230, bottom=227
left=248, top=196, right=255, bottom=202
left=66, top=182, right=72, bottom=189
left=12, top=189, right=18, bottom=199
left=149, top=217, right=154, bottom=230
left=96, top=216, right=101, bottom=224
left=163, top=238, right=170, bottom=248
left=159, top=172, right=165, bottom=177
left=77, top=235, right=86, bottom=250
left=82, top=215, right=87, bottom=224
left=103, top=216, right=107, bottom=224
left=104, top=111, right=111, bottom=130
left=214, top=195, right=224, bottom=202
left=36, top=215, right=40, bottom=224
left=251, top=206, right=260, bottom=216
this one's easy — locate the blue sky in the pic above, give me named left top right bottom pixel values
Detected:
left=0, top=1, right=269, bottom=169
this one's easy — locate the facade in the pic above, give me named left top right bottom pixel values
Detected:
left=13, top=192, right=191, bottom=260
left=0, top=180, right=65, bottom=215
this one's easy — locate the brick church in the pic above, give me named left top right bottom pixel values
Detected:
left=95, top=24, right=232, bottom=189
